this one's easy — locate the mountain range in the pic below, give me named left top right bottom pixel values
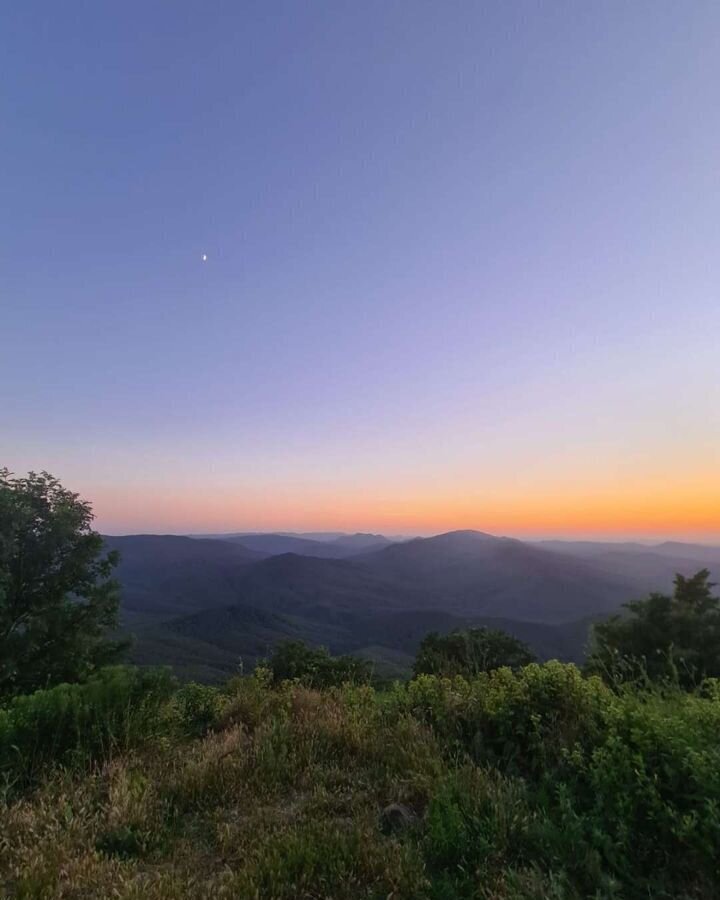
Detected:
left=104, top=530, right=720, bottom=681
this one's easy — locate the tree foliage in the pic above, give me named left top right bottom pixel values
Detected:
left=263, top=639, right=372, bottom=688
left=413, top=627, right=536, bottom=678
left=586, top=569, right=720, bottom=687
left=0, top=469, right=126, bottom=697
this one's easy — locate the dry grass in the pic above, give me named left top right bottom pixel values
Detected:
left=0, top=678, right=439, bottom=899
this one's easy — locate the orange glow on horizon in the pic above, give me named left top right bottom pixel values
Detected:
left=91, top=471, right=720, bottom=542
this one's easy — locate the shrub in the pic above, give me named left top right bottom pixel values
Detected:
left=263, top=640, right=373, bottom=689
left=549, top=685, right=720, bottom=893
left=395, top=662, right=720, bottom=894
left=168, top=682, right=227, bottom=737
left=221, top=666, right=289, bottom=732
left=0, top=665, right=174, bottom=794
left=414, top=628, right=536, bottom=678
left=396, top=662, right=611, bottom=775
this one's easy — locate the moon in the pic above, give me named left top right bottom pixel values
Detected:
left=201, top=253, right=208, bottom=262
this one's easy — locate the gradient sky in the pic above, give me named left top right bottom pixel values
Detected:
left=2, top=2, right=720, bottom=539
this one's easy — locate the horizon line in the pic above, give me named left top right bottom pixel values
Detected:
left=99, top=527, right=720, bottom=548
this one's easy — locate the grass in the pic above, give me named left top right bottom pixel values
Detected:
left=1, top=664, right=719, bottom=898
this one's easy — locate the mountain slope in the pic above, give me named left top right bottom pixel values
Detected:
left=653, top=541, right=720, bottom=564
left=219, top=532, right=395, bottom=558
left=130, top=602, right=594, bottom=682
left=358, top=530, right=636, bottom=622
left=228, top=553, right=430, bottom=615
left=130, top=603, right=350, bottom=680
left=104, top=534, right=265, bottom=626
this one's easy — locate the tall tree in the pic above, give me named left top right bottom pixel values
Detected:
left=586, top=570, right=720, bottom=687
left=0, top=469, right=125, bottom=697
left=413, top=627, right=536, bottom=678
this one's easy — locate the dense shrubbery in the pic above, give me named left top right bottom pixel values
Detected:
left=413, top=627, right=536, bottom=678
left=168, top=681, right=230, bottom=737
left=0, top=665, right=174, bottom=795
left=1, top=661, right=719, bottom=898
left=393, top=663, right=720, bottom=895
left=396, top=661, right=611, bottom=773
left=263, top=638, right=373, bottom=688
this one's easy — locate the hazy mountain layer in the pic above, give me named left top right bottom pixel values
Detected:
left=109, top=530, right=720, bottom=680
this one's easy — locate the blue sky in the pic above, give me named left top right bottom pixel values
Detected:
left=2, top=2, right=720, bottom=537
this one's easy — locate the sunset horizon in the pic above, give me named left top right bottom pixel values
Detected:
left=90, top=484, right=720, bottom=545
left=24, top=459, right=720, bottom=541
left=5, top=4, right=719, bottom=549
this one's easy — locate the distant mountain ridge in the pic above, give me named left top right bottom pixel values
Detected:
left=188, top=531, right=395, bottom=558
left=356, top=530, right=639, bottom=621
left=106, top=529, right=720, bottom=681
left=223, top=534, right=352, bottom=558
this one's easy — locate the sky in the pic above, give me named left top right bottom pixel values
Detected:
left=2, top=1, right=720, bottom=540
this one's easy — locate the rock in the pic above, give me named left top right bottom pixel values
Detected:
left=379, top=803, right=418, bottom=834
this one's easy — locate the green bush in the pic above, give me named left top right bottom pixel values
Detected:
left=396, top=662, right=610, bottom=775
left=414, top=627, right=536, bottom=678
left=0, top=665, right=174, bottom=794
left=549, top=686, right=720, bottom=893
left=220, top=666, right=289, bottom=733
left=263, top=640, right=373, bottom=689
left=394, top=662, right=720, bottom=895
left=169, top=681, right=228, bottom=737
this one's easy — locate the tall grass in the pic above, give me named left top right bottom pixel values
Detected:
left=0, top=666, right=174, bottom=796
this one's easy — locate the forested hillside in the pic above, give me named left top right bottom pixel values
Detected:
left=110, top=531, right=720, bottom=681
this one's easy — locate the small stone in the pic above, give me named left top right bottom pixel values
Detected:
left=379, top=803, right=418, bottom=834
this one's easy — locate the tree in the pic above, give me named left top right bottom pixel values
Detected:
left=413, top=627, right=536, bottom=678
left=0, top=469, right=125, bottom=697
left=263, top=640, right=372, bottom=688
left=586, top=570, right=720, bottom=687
